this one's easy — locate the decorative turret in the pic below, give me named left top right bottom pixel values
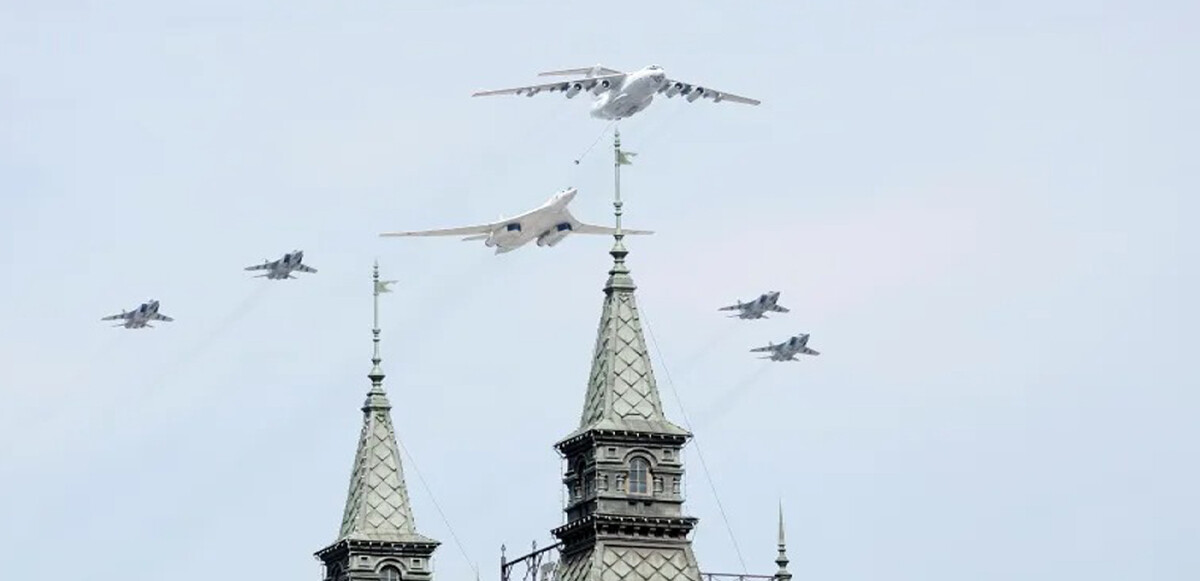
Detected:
left=551, top=129, right=703, bottom=581
left=315, top=263, right=440, bottom=581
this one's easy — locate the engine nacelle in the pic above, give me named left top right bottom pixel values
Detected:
left=686, top=87, right=705, bottom=102
left=591, top=79, right=611, bottom=95
left=537, top=223, right=573, bottom=247
left=664, top=82, right=684, bottom=98
left=565, top=83, right=583, bottom=99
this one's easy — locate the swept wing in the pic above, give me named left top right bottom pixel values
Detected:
left=380, top=222, right=499, bottom=238
left=661, top=77, right=761, bottom=105
left=472, top=73, right=626, bottom=98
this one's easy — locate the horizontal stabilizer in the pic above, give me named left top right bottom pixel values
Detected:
left=538, top=65, right=621, bottom=78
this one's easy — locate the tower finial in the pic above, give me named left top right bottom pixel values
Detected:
left=366, top=261, right=396, bottom=409
left=607, top=125, right=635, bottom=290
left=775, top=500, right=792, bottom=581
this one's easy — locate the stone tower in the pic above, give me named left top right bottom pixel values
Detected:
left=551, top=130, right=703, bottom=581
left=315, top=264, right=440, bottom=581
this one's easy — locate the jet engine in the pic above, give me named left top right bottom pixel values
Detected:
left=686, top=87, right=705, bottom=102
left=664, top=82, right=684, bottom=98
left=565, top=82, right=583, bottom=98
left=591, top=79, right=611, bottom=95
left=537, top=223, right=573, bottom=247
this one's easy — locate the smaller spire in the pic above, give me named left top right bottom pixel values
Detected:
left=775, top=501, right=792, bottom=581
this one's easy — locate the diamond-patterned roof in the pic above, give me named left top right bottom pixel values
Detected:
left=568, top=250, right=688, bottom=439
left=556, top=545, right=702, bottom=581
left=336, top=388, right=435, bottom=544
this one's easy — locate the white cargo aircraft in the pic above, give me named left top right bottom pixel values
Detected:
left=379, top=188, right=651, bottom=254
left=472, top=64, right=760, bottom=120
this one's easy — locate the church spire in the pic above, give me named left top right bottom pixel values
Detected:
left=316, top=263, right=438, bottom=581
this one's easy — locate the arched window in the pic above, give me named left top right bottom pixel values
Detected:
left=628, top=457, right=650, bottom=494
left=381, top=565, right=402, bottom=581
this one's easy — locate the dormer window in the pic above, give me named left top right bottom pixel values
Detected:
left=628, top=457, right=650, bottom=494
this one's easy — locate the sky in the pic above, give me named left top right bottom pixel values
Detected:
left=0, top=1, right=1196, bottom=579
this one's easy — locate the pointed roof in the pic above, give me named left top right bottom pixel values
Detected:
left=562, top=130, right=688, bottom=442
left=775, top=502, right=792, bottom=580
left=335, top=263, right=436, bottom=544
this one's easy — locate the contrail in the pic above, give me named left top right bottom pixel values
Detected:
left=694, top=362, right=775, bottom=431
left=50, top=281, right=275, bottom=453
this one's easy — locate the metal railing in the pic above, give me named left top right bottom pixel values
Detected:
left=500, top=541, right=564, bottom=581
left=500, top=541, right=779, bottom=581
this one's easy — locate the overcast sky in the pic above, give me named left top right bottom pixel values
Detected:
left=1, top=1, right=1196, bottom=580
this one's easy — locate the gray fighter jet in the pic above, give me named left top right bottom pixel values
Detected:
left=751, top=333, right=820, bottom=361
left=719, top=291, right=790, bottom=319
left=101, top=299, right=174, bottom=329
left=244, top=250, right=317, bottom=280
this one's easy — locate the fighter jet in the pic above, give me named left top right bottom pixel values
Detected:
left=101, top=299, right=174, bottom=329
left=379, top=187, right=651, bottom=254
left=751, top=333, right=820, bottom=361
left=472, top=64, right=760, bottom=120
left=719, top=291, right=790, bottom=320
left=244, top=250, right=318, bottom=280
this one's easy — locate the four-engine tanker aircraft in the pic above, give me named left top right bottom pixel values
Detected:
left=101, top=299, right=174, bottom=329
left=244, top=250, right=318, bottom=280
left=472, top=64, right=761, bottom=120
left=379, top=187, right=652, bottom=254
left=751, top=333, right=820, bottom=361
left=720, top=291, right=790, bottom=319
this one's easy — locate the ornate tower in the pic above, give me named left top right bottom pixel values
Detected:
left=551, top=130, right=703, bottom=581
left=315, top=264, right=440, bottom=581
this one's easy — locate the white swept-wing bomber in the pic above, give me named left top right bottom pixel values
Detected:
left=472, top=64, right=760, bottom=120
left=245, top=250, right=318, bottom=280
left=719, top=291, right=790, bottom=320
left=379, top=187, right=651, bottom=254
left=751, top=333, right=820, bottom=361
left=101, top=299, right=174, bottom=329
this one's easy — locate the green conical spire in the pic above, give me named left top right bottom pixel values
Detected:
left=336, top=263, right=433, bottom=544
left=564, top=127, right=687, bottom=439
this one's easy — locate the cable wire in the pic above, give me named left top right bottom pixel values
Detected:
left=639, top=306, right=749, bottom=574
left=396, top=435, right=480, bottom=580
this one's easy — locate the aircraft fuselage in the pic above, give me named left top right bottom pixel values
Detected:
left=590, top=66, right=668, bottom=120
left=484, top=191, right=580, bottom=253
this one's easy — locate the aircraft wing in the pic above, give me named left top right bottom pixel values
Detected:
left=571, top=221, right=654, bottom=236
left=100, top=312, right=130, bottom=321
left=380, top=222, right=499, bottom=238
left=750, top=345, right=777, bottom=353
left=800, top=347, right=820, bottom=356
left=661, top=78, right=761, bottom=105
left=769, top=305, right=790, bottom=313
left=244, top=262, right=274, bottom=271
left=296, top=264, right=318, bottom=274
left=717, top=304, right=742, bottom=312
left=472, top=73, right=626, bottom=98
left=152, top=313, right=174, bottom=322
